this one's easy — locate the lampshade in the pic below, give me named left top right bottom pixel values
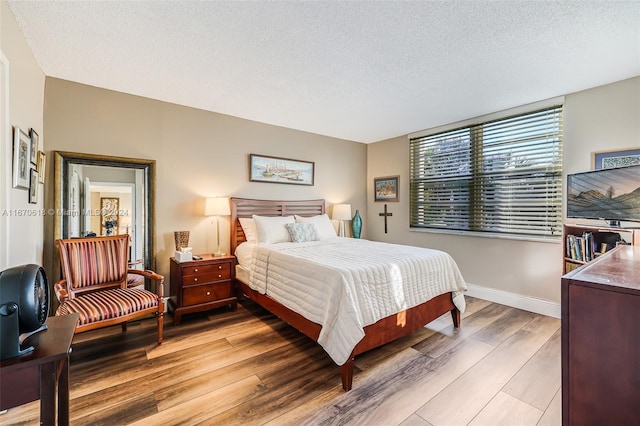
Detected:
left=332, top=204, right=352, bottom=221
left=204, top=197, right=230, bottom=216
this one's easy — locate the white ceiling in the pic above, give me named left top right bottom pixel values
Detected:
left=7, top=1, right=640, bottom=143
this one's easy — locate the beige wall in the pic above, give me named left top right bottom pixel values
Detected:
left=43, top=78, right=367, bottom=288
left=367, top=76, right=640, bottom=309
left=1, top=2, right=46, bottom=270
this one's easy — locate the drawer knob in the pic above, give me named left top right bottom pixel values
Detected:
left=206, top=291, right=211, bottom=296
left=218, top=265, right=222, bottom=270
left=218, top=274, right=222, bottom=278
left=194, top=268, right=199, bottom=272
left=194, top=278, right=198, bottom=282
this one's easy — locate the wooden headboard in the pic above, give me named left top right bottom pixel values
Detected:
left=230, top=197, right=325, bottom=254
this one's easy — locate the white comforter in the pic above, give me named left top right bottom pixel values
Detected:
left=242, top=238, right=467, bottom=365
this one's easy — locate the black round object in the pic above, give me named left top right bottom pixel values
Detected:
left=0, top=264, right=49, bottom=332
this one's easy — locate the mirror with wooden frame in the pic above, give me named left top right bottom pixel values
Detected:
left=53, top=151, right=156, bottom=272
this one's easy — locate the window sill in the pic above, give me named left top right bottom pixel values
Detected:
left=409, top=227, right=561, bottom=244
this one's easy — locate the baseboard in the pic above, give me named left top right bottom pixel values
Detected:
left=465, top=283, right=561, bottom=319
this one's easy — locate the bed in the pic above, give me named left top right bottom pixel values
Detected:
left=230, top=197, right=466, bottom=391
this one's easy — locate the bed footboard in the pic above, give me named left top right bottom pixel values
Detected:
left=238, top=279, right=460, bottom=391
left=340, top=292, right=459, bottom=390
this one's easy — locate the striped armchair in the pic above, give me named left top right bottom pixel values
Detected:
left=54, top=235, right=164, bottom=344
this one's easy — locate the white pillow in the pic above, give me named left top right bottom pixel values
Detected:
left=238, top=218, right=258, bottom=243
left=295, top=214, right=337, bottom=240
left=253, top=215, right=295, bottom=244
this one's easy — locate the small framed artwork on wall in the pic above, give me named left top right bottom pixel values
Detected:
left=12, top=126, right=31, bottom=189
left=37, top=151, right=46, bottom=183
left=29, top=169, right=38, bottom=204
left=29, top=128, right=39, bottom=164
left=592, top=148, right=640, bottom=170
left=374, top=175, right=399, bottom=202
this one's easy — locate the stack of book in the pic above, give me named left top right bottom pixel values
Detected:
left=566, top=232, right=595, bottom=262
left=566, top=231, right=619, bottom=262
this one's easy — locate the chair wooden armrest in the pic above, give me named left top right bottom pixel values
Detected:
left=54, top=279, right=70, bottom=303
left=127, top=269, right=164, bottom=298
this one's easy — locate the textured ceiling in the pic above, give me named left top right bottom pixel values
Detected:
left=7, top=1, right=640, bottom=143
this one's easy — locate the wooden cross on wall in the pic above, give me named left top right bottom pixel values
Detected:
left=379, top=204, right=393, bottom=234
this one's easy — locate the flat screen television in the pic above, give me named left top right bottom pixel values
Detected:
left=567, top=164, right=640, bottom=226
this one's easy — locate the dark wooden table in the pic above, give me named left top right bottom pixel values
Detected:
left=0, top=313, right=78, bottom=425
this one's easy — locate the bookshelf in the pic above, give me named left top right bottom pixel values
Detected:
left=562, top=223, right=640, bottom=274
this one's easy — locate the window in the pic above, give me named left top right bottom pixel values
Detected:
left=409, top=105, right=563, bottom=238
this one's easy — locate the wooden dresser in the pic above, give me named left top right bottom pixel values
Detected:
left=561, top=245, right=640, bottom=425
left=169, top=254, right=237, bottom=325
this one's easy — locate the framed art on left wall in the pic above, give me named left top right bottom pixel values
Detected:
left=12, top=126, right=31, bottom=189
left=29, top=169, right=38, bottom=204
left=37, top=151, right=46, bottom=183
left=29, top=128, right=39, bottom=164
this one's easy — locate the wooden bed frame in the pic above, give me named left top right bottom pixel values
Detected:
left=230, top=197, right=461, bottom=391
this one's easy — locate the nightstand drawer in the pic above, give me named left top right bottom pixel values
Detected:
left=183, top=282, right=232, bottom=306
left=182, top=269, right=231, bottom=285
left=182, top=262, right=231, bottom=277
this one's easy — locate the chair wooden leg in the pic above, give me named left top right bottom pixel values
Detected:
left=157, top=311, right=164, bottom=344
left=121, top=322, right=127, bottom=332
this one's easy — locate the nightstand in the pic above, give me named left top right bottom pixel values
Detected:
left=169, top=254, right=237, bottom=325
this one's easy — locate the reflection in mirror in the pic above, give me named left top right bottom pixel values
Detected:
left=54, top=152, right=155, bottom=273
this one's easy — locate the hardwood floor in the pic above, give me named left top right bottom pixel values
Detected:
left=1, top=297, right=561, bottom=425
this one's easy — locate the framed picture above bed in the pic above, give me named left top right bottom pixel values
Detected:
left=374, top=175, right=399, bottom=202
left=249, top=154, right=314, bottom=186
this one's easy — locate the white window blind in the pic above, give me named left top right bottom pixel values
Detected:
left=409, top=105, right=563, bottom=238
